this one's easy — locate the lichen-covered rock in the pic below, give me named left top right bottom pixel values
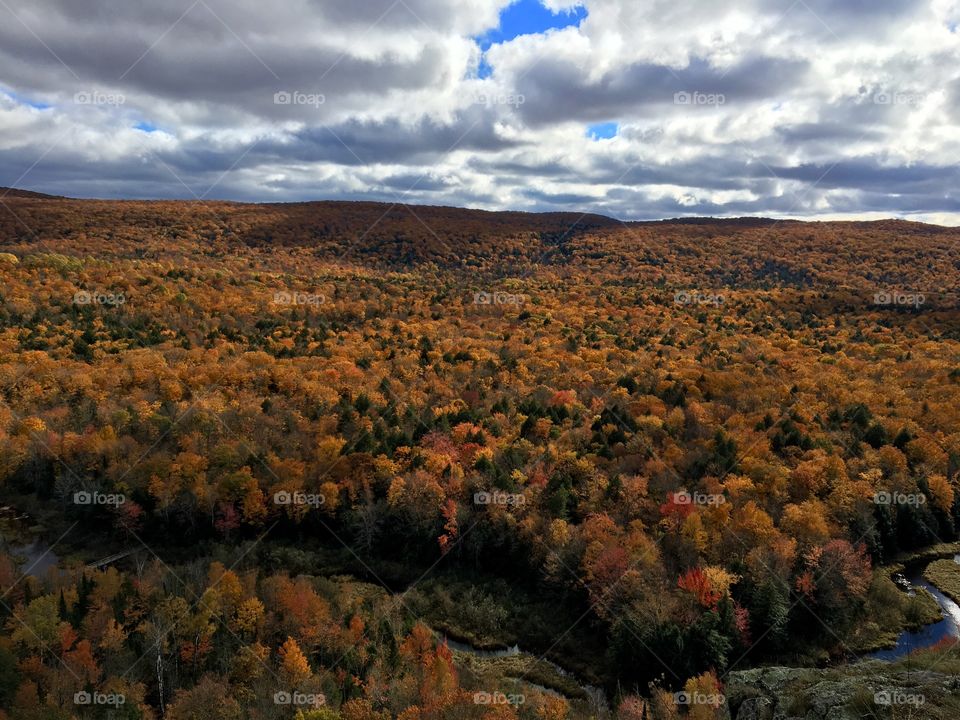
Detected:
left=734, top=696, right=774, bottom=720
left=726, top=661, right=960, bottom=720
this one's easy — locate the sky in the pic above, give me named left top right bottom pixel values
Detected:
left=0, top=0, right=959, bottom=223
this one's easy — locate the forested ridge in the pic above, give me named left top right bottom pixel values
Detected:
left=1, top=193, right=960, bottom=719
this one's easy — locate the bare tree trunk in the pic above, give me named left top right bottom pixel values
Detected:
left=156, top=643, right=165, bottom=716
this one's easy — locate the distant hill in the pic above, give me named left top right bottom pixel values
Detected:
left=0, top=194, right=956, bottom=290
left=0, top=187, right=64, bottom=200
left=246, top=199, right=623, bottom=252
left=643, top=216, right=790, bottom=227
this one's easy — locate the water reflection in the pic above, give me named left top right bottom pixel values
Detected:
left=868, top=556, right=960, bottom=661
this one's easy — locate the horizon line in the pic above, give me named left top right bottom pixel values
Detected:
left=3, top=186, right=958, bottom=229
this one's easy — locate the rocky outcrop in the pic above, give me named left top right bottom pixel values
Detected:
left=725, top=662, right=960, bottom=719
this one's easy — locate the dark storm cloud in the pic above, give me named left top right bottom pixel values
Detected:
left=603, top=185, right=826, bottom=220
left=467, top=157, right=573, bottom=179
left=776, top=123, right=885, bottom=144
left=603, top=157, right=780, bottom=193
left=472, top=151, right=782, bottom=195
left=0, top=0, right=456, bottom=123
left=279, top=112, right=523, bottom=166
left=768, top=161, right=960, bottom=193
left=378, top=172, right=459, bottom=192
left=521, top=188, right=601, bottom=205
left=0, top=149, right=194, bottom=200
left=516, top=55, right=810, bottom=126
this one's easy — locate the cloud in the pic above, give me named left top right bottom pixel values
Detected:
left=512, top=55, right=809, bottom=126
left=0, top=0, right=957, bottom=223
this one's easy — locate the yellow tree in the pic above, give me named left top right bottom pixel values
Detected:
left=278, top=636, right=311, bottom=687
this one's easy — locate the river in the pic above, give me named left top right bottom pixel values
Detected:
left=0, top=505, right=60, bottom=578
left=866, top=553, right=960, bottom=661
left=438, top=552, right=960, bottom=705
left=3, top=499, right=957, bottom=700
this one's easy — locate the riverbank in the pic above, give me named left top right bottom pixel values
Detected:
left=849, top=543, right=960, bottom=658
left=891, top=542, right=960, bottom=568
left=847, top=569, right=943, bottom=655
left=6, top=489, right=960, bottom=713
left=925, top=559, right=960, bottom=605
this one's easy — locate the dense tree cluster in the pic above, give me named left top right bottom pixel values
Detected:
left=1, top=195, right=960, bottom=718
left=1, top=548, right=595, bottom=720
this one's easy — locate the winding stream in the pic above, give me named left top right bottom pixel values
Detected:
left=439, top=632, right=609, bottom=714
left=440, top=552, right=960, bottom=701
left=867, top=554, right=960, bottom=661
left=4, top=501, right=957, bottom=704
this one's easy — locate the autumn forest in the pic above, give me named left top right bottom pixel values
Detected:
left=1, top=192, right=960, bottom=719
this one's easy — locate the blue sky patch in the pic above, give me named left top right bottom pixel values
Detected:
left=587, top=122, right=619, bottom=140
left=477, top=57, right=495, bottom=80
left=4, top=89, right=51, bottom=110
left=475, top=1, right=586, bottom=78
left=135, top=121, right=159, bottom=133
